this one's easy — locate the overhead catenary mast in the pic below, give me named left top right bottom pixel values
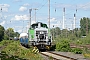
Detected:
left=48, top=0, right=50, bottom=29
left=86, top=18, right=88, bottom=35
left=63, top=7, right=65, bottom=29
left=34, top=8, right=38, bottom=23
left=73, top=14, right=76, bottom=29
left=0, top=7, right=2, bottom=19
left=1, top=7, right=2, bottom=12
left=74, top=7, right=77, bottom=29
left=29, top=9, right=32, bottom=28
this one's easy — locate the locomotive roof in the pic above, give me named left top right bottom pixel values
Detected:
left=31, top=22, right=45, bottom=25
left=31, top=22, right=48, bottom=28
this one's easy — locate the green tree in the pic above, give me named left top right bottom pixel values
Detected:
left=61, top=29, right=68, bottom=38
left=74, top=28, right=81, bottom=38
left=14, top=32, right=20, bottom=37
left=5, top=28, right=15, bottom=40
left=0, top=25, right=5, bottom=41
left=50, top=27, right=61, bottom=39
left=55, top=27, right=61, bottom=36
left=80, top=17, right=90, bottom=36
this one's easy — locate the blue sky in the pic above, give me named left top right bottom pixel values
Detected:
left=0, top=0, right=90, bottom=33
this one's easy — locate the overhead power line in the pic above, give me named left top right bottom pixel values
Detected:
left=36, top=0, right=48, bottom=13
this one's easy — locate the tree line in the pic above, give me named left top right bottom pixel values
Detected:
left=0, top=26, right=19, bottom=41
left=50, top=17, right=90, bottom=40
left=0, top=17, right=90, bottom=41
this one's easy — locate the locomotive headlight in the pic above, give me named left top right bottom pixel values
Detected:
left=46, top=36, right=48, bottom=40
left=46, top=36, right=48, bottom=39
left=40, top=31, right=44, bottom=34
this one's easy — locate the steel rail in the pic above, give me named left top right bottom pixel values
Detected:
left=40, top=51, right=77, bottom=60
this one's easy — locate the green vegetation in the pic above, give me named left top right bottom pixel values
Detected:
left=0, top=51, right=26, bottom=60
left=4, top=28, right=19, bottom=40
left=0, top=25, right=19, bottom=40
left=0, top=40, right=43, bottom=60
left=80, top=17, right=90, bottom=36
left=50, top=17, right=90, bottom=56
left=0, top=25, right=5, bottom=41
left=71, top=48, right=83, bottom=54
left=83, top=47, right=90, bottom=58
left=56, top=39, right=71, bottom=52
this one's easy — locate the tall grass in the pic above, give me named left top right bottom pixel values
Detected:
left=0, top=40, right=43, bottom=60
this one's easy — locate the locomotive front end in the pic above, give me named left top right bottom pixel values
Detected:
left=29, top=22, right=52, bottom=50
left=35, top=28, right=51, bottom=49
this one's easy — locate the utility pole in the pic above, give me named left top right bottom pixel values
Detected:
left=1, top=7, right=2, bottom=12
left=48, top=0, right=50, bottom=29
left=22, top=20, right=24, bottom=32
left=48, top=0, right=50, bottom=36
left=0, top=7, right=2, bottom=19
left=34, top=8, right=38, bottom=23
left=66, top=25, right=67, bottom=38
left=71, top=21, right=73, bottom=35
left=74, top=14, right=76, bottom=29
left=29, top=9, right=32, bottom=28
left=9, top=21, right=11, bottom=40
left=53, top=25, right=54, bottom=40
left=86, top=18, right=88, bottom=35
left=63, top=7, right=65, bottom=29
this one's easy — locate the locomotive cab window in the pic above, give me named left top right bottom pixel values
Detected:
left=31, top=22, right=48, bottom=29
left=31, top=23, right=38, bottom=29
left=41, top=23, right=48, bottom=28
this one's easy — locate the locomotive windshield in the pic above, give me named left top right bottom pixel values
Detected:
left=31, top=22, right=48, bottom=29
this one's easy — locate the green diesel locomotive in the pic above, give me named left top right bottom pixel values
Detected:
left=20, top=22, right=52, bottom=50
left=28, top=22, right=52, bottom=50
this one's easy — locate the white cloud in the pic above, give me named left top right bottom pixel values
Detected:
left=23, top=15, right=29, bottom=20
left=49, top=17, right=62, bottom=28
left=77, top=2, right=90, bottom=10
left=0, top=21, right=5, bottom=26
left=31, top=20, right=36, bottom=24
left=11, top=15, right=29, bottom=20
left=17, top=30, right=22, bottom=33
left=15, top=15, right=22, bottom=20
left=23, top=3, right=30, bottom=6
left=54, top=2, right=90, bottom=10
left=54, top=3, right=73, bottom=9
left=4, top=16, right=7, bottom=19
left=2, top=8, right=8, bottom=12
left=0, top=4, right=10, bottom=8
left=14, top=0, right=22, bottom=2
left=50, top=22, right=61, bottom=28
left=19, top=6, right=27, bottom=12
left=50, top=18, right=57, bottom=22
left=0, top=4, right=10, bottom=12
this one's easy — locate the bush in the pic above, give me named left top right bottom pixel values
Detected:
left=0, top=25, right=4, bottom=41
left=71, top=48, right=83, bottom=54
left=0, top=51, right=26, bottom=60
left=0, top=40, right=14, bottom=47
left=56, top=40, right=71, bottom=52
left=1, top=40, right=43, bottom=60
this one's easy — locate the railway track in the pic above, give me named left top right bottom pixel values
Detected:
left=40, top=51, right=77, bottom=60
left=70, top=44, right=90, bottom=49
